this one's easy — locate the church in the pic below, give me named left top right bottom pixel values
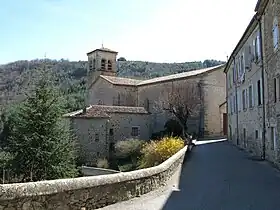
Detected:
left=64, top=47, right=226, bottom=164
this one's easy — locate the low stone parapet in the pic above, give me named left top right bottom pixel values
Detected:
left=0, top=145, right=188, bottom=210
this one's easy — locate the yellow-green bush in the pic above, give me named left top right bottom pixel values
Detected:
left=139, top=136, right=184, bottom=169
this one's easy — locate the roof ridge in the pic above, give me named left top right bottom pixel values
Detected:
left=99, top=64, right=225, bottom=86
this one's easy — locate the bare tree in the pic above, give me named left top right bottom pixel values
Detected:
left=155, top=82, right=202, bottom=144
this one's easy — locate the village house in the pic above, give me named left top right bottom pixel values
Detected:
left=65, top=47, right=226, bottom=164
left=225, top=0, right=280, bottom=165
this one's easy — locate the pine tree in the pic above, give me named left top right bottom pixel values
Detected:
left=6, top=72, right=77, bottom=182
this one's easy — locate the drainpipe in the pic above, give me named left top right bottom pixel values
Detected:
left=225, top=64, right=229, bottom=139
left=234, top=57, right=240, bottom=145
left=256, top=15, right=266, bottom=160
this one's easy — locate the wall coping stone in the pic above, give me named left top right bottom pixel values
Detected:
left=0, top=145, right=188, bottom=201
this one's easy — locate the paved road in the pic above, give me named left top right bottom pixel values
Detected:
left=98, top=139, right=280, bottom=210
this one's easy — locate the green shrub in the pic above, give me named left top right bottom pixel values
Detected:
left=139, top=136, right=184, bottom=168
left=114, top=139, right=145, bottom=159
left=96, top=158, right=109, bottom=169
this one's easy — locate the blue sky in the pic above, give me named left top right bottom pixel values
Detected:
left=0, top=0, right=257, bottom=64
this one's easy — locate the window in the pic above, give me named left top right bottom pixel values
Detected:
left=242, top=89, right=246, bottom=110
left=228, top=72, right=231, bottom=89
left=249, top=85, right=253, bottom=108
left=95, top=133, right=99, bottom=142
left=233, top=95, right=236, bottom=113
left=238, top=90, right=242, bottom=111
left=256, top=34, right=261, bottom=60
left=233, top=65, right=236, bottom=83
left=131, top=126, right=140, bottom=137
left=252, top=39, right=256, bottom=60
left=108, top=60, right=112, bottom=71
left=109, top=128, right=114, bottom=136
left=93, top=59, right=96, bottom=70
left=271, top=127, right=276, bottom=150
left=243, top=128, right=247, bottom=148
left=257, top=80, right=262, bottom=105
left=144, top=98, right=150, bottom=112
left=98, top=100, right=103, bottom=105
left=273, top=17, right=279, bottom=50
left=274, top=78, right=277, bottom=103
left=89, top=59, right=94, bottom=71
left=117, top=93, right=121, bottom=106
left=255, top=130, right=259, bottom=139
left=232, top=67, right=235, bottom=86
left=101, top=59, right=106, bottom=70
left=278, top=77, right=280, bottom=100
left=240, top=54, right=245, bottom=75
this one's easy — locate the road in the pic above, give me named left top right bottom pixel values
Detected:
left=98, top=139, right=280, bottom=210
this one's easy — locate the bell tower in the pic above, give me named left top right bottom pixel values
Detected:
left=86, top=46, right=118, bottom=88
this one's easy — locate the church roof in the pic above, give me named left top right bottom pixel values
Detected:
left=100, top=75, right=142, bottom=86
left=137, top=64, right=225, bottom=86
left=87, top=47, right=118, bottom=55
left=64, top=105, right=149, bottom=118
left=100, top=64, right=225, bottom=86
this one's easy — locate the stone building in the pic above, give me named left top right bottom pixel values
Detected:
left=65, top=47, right=226, bottom=164
left=225, top=0, right=280, bottom=165
left=225, top=14, right=265, bottom=158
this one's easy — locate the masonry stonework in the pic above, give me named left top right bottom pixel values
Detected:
left=262, top=0, right=280, bottom=163
left=0, top=145, right=188, bottom=210
left=66, top=46, right=226, bottom=164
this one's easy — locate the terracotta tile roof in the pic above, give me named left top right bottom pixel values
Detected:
left=100, top=65, right=225, bottom=86
left=100, top=75, right=142, bottom=86
left=64, top=105, right=149, bottom=118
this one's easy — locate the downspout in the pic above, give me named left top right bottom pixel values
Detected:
left=105, top=119, right=110, bottom=159
left=256, top=15, right=266, bottom=160
left=198, top=80, right=204, bottom=138
left=225, top=64, right=229, bottom=139
left=234, top=57, right=239, bottom=145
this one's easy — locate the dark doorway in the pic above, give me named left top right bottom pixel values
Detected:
left=223, top=113, right=228, bottom=136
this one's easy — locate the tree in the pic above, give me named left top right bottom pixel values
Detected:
left=117, top=57, right=127, bottom=61
left=4, top=71, right=77, bottom=182
left=156, top=82, right=202, bottom=144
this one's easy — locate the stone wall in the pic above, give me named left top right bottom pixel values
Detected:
left=88, top=78, right=137, bottom=106
left=226, top=18, right=264, bottom=158
left=108, top=113, right=151, bottom=142
left=70, top=117, right=109, bottom=165
left=262, top=0, right=280, bottom=163
left=0, top=146, right=188, bottom=210
left=81, top=166, right=120, bottom=176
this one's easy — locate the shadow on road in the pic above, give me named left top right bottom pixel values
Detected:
left=162, top=139, right=227, bottom=210
left=161, top=139, right=280, bottom=210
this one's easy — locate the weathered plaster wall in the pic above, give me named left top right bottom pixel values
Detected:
left=138, top=82, right=173, bottom=133
left=88, top=78, right=137, bottom=106
left=137, top=77, right=203, bottom=135
left=202, top=67, right=226, bottom=136
left=0, top=146, right=188, bottom=210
